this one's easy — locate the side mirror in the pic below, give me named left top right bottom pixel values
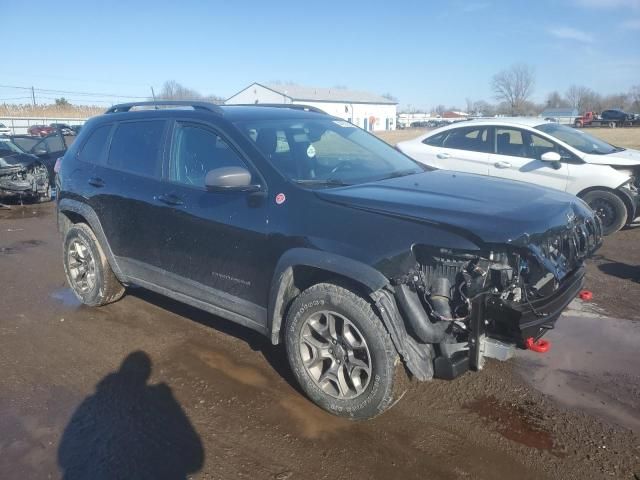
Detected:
left=540, top=151, right=561, bottom=162
left=205, top=166, right=259, bottom=192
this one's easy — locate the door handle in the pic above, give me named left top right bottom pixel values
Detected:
left=436, top=152, right=450, bottom=159
left=494, top=161, right=512, bottom=169
left=88, top=177, right=105, bottom=187
left=155, top=194, right=184, bottom=206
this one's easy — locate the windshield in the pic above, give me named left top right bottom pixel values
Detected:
left=235, top=118, right=425, bottom=186
left=535, top=123, right=620, bottom=155
left=0, top=138, right=26, bottom=155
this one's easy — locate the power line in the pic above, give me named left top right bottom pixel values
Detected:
left=0, top=84, right=148, bottom=99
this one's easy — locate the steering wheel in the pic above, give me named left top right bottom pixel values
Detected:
left=330, top=160, right=354, bottom=175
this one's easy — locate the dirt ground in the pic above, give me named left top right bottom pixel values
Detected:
left=1, top=201, right=639, bottom=479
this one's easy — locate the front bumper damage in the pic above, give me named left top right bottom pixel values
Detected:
left=0, top=163, right=49, bottom=199
left=375, top=215, right=602, bottom=382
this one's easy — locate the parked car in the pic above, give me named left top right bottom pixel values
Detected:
left=70, top=124, right=83, bottom=135
left=397, top=118, right=640, bottom=235
left=56, top=101, right=601, bottom=419
left=7, top=133, right=67, bottom=185
left=600, top=109, right=632, bottom=122
left=28, top=124, right=54, bottom=137
left=0, top=137, right=52, bottom=202
left=50, top=123, right=76, bottom=136
left=0, top=123, right=11, bottom=136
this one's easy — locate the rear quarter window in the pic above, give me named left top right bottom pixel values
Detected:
left=422, top=131, right=447, bottom=147
left=78, top=124, right=112, bottom=164
left=107, top=120, right=166, bottom=177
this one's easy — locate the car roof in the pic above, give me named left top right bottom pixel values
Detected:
left=98, top=102, right=331, bottom=123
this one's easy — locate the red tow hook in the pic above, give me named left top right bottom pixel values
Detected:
left=579, top=289, right=593, bottom=301
left=525, top=337, right=551, bottom=353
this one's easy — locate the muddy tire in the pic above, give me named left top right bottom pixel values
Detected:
left=62, top=223, right=125, bottom=306
left=581, top=190, right=627, bottom=236
left=284, top=283, right=403, bottom=419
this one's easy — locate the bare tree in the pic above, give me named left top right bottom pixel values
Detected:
left=491, top=64, right=535, bottom=114
left=156, top=81, right=224, bottom=104
left=600, top=93, right=628, bottom=111
left=472, top=100, right=494, bottom=117
left=629, top=85, right=640, bottom=111
left=434, top=104, right=446, bottom=116
left=545, top=91, right=568, bottom=108
left=565, top=85, right=598, bottom=113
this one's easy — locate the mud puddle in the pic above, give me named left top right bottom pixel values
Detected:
left=50, top=288, right=81, bottom=307
left=465, top=395, right=558, bottom=453
left=515, top=313, right=640, bottom=433
left=0, top=205, right=51, bottom=220
left=0, top=239, right=46, bottom=255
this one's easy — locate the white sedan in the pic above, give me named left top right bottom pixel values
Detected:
left=0, top=123, right=11, bottom=136
left=397, top=118, right=640, bottom=235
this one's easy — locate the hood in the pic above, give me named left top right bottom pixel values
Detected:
left=0, top=152, right=39, bottom=170
left=315, top=171, right=596, bottom=246
left=582, top=148, right=640, bottom=166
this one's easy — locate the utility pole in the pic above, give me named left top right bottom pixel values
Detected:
left=31, top=86, right=36, bottom=106
left=150, top=86, right=157, bottom=104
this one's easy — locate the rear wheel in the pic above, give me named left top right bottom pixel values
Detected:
left=581, top=190, right=627, bottom=235
left=62, top=223, right=125, bottom=306
left=284, top=283, right=405, bottom=419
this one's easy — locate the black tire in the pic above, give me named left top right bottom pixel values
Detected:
left=62, top=223, right=125, bottom=306
left=581, top=190, right=628, bottom=236
left=284, top=283, right=404, bottom=419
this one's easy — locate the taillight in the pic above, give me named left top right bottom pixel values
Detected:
left=54, top=157, right=63, bottom=174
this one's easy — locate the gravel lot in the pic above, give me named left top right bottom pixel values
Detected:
left=1, top=127, right=639, bottom=479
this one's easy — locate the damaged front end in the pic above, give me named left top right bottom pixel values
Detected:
left=377, top=215, right=602, bottom=381
left=0, top=160, right=50, bottom=200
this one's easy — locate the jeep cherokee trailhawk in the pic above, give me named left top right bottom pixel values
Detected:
left=57, top=101, right=601, bottom=419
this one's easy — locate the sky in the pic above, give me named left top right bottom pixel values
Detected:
left=2, top=0, right=639, bottom=111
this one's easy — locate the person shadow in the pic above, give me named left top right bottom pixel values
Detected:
left=57, top=351, right=204, bottom=480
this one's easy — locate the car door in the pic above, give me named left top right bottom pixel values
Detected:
left=150, top=120, right=271, bottom=322
left=88, top=119, right=172, bottom=275
left=29, top=132, right=67, bottom=180
left=488, top=127, right=569, bottom=191
left=427, top=126, right=491, bottom=175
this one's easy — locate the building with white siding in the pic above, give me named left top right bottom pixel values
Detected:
left=225, top=83, right=397, bottom=131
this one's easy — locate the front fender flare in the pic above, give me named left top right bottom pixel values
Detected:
left=267, top=248, right=389, bottom=344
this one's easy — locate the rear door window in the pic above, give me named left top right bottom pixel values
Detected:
left=442, top=127, right=490, bottom=152
left=107, top=120, right=166, bottom=177
left=78, top=125, right=112, bottom=163
left=495, top=128, right=527, bottom=158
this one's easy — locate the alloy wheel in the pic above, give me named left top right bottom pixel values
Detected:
left=299, top=310, right=372, bottom=400
left=67, top=239, right=96, bottom=293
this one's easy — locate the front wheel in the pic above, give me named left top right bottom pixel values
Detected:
left=284, top=283, right=404, bottom=419
left=581, top=190, right=627, bottom=235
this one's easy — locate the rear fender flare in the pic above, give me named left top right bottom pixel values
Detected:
left=57, top=198, right=125, bottom=280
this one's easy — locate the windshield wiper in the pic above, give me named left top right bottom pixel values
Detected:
left=293, top=178, right=351, bottom=187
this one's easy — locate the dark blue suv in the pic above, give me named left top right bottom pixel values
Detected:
left=57, top=101, right=601, bottom=419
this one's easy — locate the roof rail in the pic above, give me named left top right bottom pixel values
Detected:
left=228, top=103, right=328, bottom=114
left=104, top=101, right=223, bottom=114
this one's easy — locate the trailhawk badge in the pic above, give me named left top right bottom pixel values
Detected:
left=275, top=193, right=286, bottom=205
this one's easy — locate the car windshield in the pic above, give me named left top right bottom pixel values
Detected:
left=235, top=117, right=425, bottom=186
left=0, top=138, right=26, bottom=155
left=535, top=123, right=621, bottom=155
